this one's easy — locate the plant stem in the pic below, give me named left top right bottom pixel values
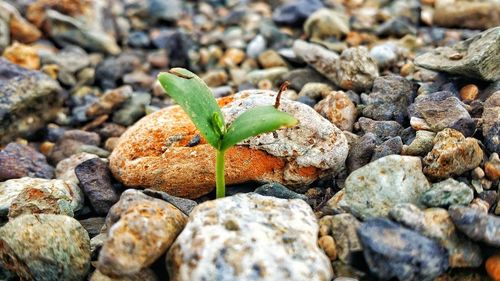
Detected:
left=215, top=149, right=226, bottom=198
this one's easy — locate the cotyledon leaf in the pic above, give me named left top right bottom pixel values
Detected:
left=220, top=105, right=298, bottom=151
left=157, top=68, right=224, bottom=148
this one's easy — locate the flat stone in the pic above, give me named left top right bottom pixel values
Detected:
left=0, top=142, right=53, bottom=181
left=338, top=155, right=431, bottom=219
left=167, top=193, right=333, bottom=281
left=0, top=177, right=83, bottom=218
left=142, top=189, right=198, bottom=216
left=423, top=128, right=483, bottom=179
left=408, top=91, right=475, bottom=136
left=371, top=136, right=403, bottom=161
left=254, top=182, right=308, bottom=200
left=357, top=218, right=449, bottom=281
left=0, top=58, right=63, bottom=144
left=75, top=158, right=121, bottom=215
left=390, top=204, right=482, bottom=268
left=293, top=40, right=339, bottom=83
left=420, top=178, right=474, bottom=208
left=414, top=26, right=500, bottom=81
left=357, top=117, right=403, bottom=141
left=97, top=190, right=187, bottom=277
left=448, top=205, right=500, bottom=247
left=0, top=214, right=90, bottom=281
left=109, top=90, right=348, bottom=199
left=433, top=0, right=500, bottom=30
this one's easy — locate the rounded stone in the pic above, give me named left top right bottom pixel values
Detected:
left=0, top=214, right=91, bottom=281
left=314, top=91, right=357, bottom=131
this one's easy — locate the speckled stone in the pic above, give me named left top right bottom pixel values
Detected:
left=110, top=90, right=348, bottom=198
left=335, top=46, right=379, bottom=92
left=0, top=177, right=84, bottom=218
left=358, top=218, right=449, bottom=281
left=0, top=142, right=54, bottom=181
left=167, top=193, right=333, bottom=281
left=90, top=268, right=159, bottom=281
left=423, top=128, right=483, bottom=179
left=0, top=214, right=91, bottom=281
left=338, top=155, right=430, bottom=219
left=97, top=190, right=187, bottom=277
left=402, top=130, right=435, bottom=156
left=314, top=91, right=357, bottom=131
left=7, top=185, right=74, bottom=219
left=390, top=204, right=482, bottom=268
left=420, top=178, right=474, bottom=208
left=448, top=205, right=500, bottom=247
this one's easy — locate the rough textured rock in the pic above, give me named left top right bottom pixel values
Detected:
left=335, top=46, right=379, bottom=92
left=167, top=193, right=333, bottom=281
left=423, top=128, right=483, bottom=179
left=414, top=27, right=500, bottom=81
left=357, top=218, right=449, bottom=281
left=0, top=142, right=53, bottom=181
left=390, top=204, right=482, bottom=268
left=357, top=117, right=402, bottom=141
left=420, top=178, right=474, bottom=208
left=7, top=185, right=74, bottom=219
left=79, top=217, right=106, bottom=238
left=482, top=91, right=500, bottom=154
left=75, top=158, right=121, bottom=215
left=254, top=182, right=307, bottom=200
left=0, top=214, right=91, bottom=281
left=314, top=91, right=357, bottom=131
left=319, top=214, right=363, bottom=264
left=408, top=91, right=475, bottom=136
left=0, top=177, right=83, bottom=218
left=448, top=205, right=500, bottom=247
left=86, top=86, right=132, bottom=118
left=0, top=58, right=63, bottom=144
left=371, top=137, right=403, bottom=161
left=361, top=75, right=415, bottom=123
left=433, top=0, right=500, bottom=30
left=55, top=152, right=99, bottom=184
left=485, top=153, right=500, bottom=181
left=110, top=90, right=348, bottom=198
left=2, top=42, right=40, bottom=70
left=403, top=130, right=435, bottom=156
left=338, top=155, right=430, bottom=219
left=97, top=190, right=187, bottom=277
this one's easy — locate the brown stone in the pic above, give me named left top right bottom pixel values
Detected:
left=110, top=91, right=348, bottom=199
left=26, top=0, right=93, bottom=28
left=2, top=42, right=40, bottom=70
left=318, top=235, right=337, bottom=261
left=486, top=255, right=500, bottom=281
left=314, top=91, right=357, bottom=131
left=10, top=14, right=41, bottom=43
left=433, top=0, right=500, bottom=30
left=460, top=84, right=479, bottom=101
left=484, top=153, right=500, bottom=181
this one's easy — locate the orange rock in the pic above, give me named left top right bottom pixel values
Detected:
left=484, top=153, right=500, bottom=181
left=460, top=84, right=479, bottom=101
left=486, top=255, right=500, bottom=281
left=26, top=0, right=92, bottom=28
left=110, top=91, right=348, bottom=199
left=10, top=14, right=41, bottom=43
left=219, top=48, right=245, bottom=66
left=2, top=42, right=40, bottom=70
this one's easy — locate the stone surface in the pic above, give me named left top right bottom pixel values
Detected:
left=55, top=152, right=99, bottom=184
left=423, top=128, right=483, bottom=179
left=167, top=193, right=333, bottom=281
left=486, top=255, right=500, bottom=281
left=112, top=92, right=152, bottom=126
left=86, top=86, right=132, bottom=118
left=485, top=153, right=500, bottom=181
left=0, top=142, right=53, bottom=181
left=0, top=1, right=41, bottom=44
left=357, top=117, right=402, bottom=141
left=403, top=130, right=435, bottom=156
left=254, top=182, right=307, bottom=200
left=335, top=46, right=379, bottom=92
left=304, top=9, right=349, bottom=40
left=2, top=42, right=40, bottom=70
left=371, top=136, right=403, bottom=161
left=408, top=91, right=474, bottom=136
left=357, top=218, right=449, bottom=281
left=0, top=214, right=91, bottom=281
left=319, top=214, right=363, bottom=264
left=314, top=91, right=357, bottom=131
left=345, top=132, right=378, bottom=172
left=272, top=0, right=324, bottom=26
left=0, top=58, right=63, bottom=144
left=97, top=190, right=187, bottom=277
left=7, top=185, right=74, bottom=219
left=90, top=268, right=159, bottom=281
left=338, top=155, right=430, bottom=219
left=0, top=177, right=83, bottom=218
left=448, top=205, right=500, bottom=247
left=49, top=130, right=107, bottom=163
left=75, top=158, right=121, bottom=215
left=79, top=217, right=106, bottom=238
left=110, top=90, right=348, bottom=198
left=293, top=40, right=339, bottom=83
left=433, top=0, right=500, bottom=30
left=390, top=204, right=482, bottom=268
left=414, top=27, right=500, bottom=81
left=482, top=91, right=500, bottom=154
left=361, top=75, right=415, bottom=123
left=420, top=178, right=474, bottom=208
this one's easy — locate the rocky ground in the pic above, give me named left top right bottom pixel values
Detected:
left=0, top=0, right=499, bottom=280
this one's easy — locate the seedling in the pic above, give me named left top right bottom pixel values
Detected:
left=158, top=68, right=298, bottom=198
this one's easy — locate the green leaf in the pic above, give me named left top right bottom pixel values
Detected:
left=220, top=106, right=298, bottom=151
left=157, top=68, right=224, bottom=148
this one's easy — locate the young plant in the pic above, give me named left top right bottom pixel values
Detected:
left=158, top=68, right=298, bottom=198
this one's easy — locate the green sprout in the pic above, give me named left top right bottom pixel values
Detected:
left=158, top=68, right=298, bottom=198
